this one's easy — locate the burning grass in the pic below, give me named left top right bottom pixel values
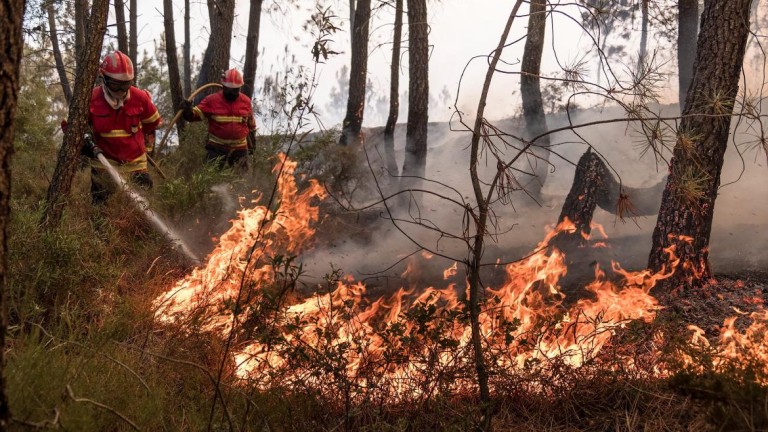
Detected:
left=5, top=144, right=767, bottom=430
left=151, top=155, right=768, bottom=430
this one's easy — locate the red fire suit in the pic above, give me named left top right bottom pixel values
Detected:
left=188, top=91, right=256, bottom=166
left=89, top=86, right=162, bottom=173
left=88, top=86, right=162, bottom=203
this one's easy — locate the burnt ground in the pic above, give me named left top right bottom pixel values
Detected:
left=308, top=201, right=768, bottom=342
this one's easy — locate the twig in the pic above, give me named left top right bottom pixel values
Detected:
left=66, top=385, right=140, bottom=431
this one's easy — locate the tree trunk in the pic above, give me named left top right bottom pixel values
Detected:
left=677, top=0, right=698, bottom=110
left=41, top=0, right=110, bottom=229
left=0, top=1, right=26, bottom=426
left=242, top=0, right=263, bottom=99
left=400, top=0, right=428, bottom=178
left=195, top=0, right=235, bottom=102
left=349, top=0, right=355, bottom=54
left=47, top=1, right=72, bottom=103
left=74, top=0, right=88, bottom=68
left=382, top=0, right=403, bottom=178
left=557, top=150, right=604, bottom=242
left=465, top=2, right=526, bottom=430
left=114, top=0, right=128, bottom=53
left=129, top=0, right=137, bottom=70
left=184, top=0, right=192, bottom=95
left=339, top=0, right=371, bottom=147
left=163, top=0, right=185, bottom=132
left=648, top=0, right=753, bottom=290
left=638, top=0, right=649, bottom=66
left=520, top=0, right=550, bottom=197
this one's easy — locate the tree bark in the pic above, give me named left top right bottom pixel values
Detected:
left=242, top=0, right=263, bottom=99
left=0, top=1, right=26, bottom=426
left=195, top=0, right=236, bottom=102
left=677, top=0, right=698, bottom=110
left=41, top=0, right=110, bottom=229
left=129, top=0, right=138, bottom=70
left=520, top=0, right=550, bottom=197
left=339, top=0, right=371, bottom=146
left=114, top=0, right=128, bottom=53
left=400, top=0, right=428, bottom=178
left=47, top=1, right=73, bottom=103
left=183, top=0, right=191, bottom=95
left=382, top=0, right=403, bottom=177
left=557, top=150, right=604, bottom=241
left=74, top=0, right=88, bottom=68
left=163, top=0, right=185, bottom=132
left=648, top=0, right=753, bottom=290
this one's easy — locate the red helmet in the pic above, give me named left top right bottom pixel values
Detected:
left=221, top=68, right=244, bottom=88
left=100, top=51, right=134, bottom=81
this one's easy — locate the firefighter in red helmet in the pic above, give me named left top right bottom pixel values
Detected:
left=85, top=50, right=162, bottom=203
left=182, top=68, right=257, bottom=169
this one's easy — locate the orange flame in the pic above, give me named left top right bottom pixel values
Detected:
left=153, top=160, right=768, bottom=393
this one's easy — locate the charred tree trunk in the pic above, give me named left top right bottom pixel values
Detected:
left=47, top=1, right=72, bottom=103
left=559, top=150, right=665, bottom=233
left=0, top=1, right=26, bottom=426
left=400, top=0, right=428, bottom=179
left=557, top=150, right=605, bottom=242
left=114, top=0, right=128, bottom=53
left=242, top=0, right=263, bottom=99
left=195, top=0, right=235, bottom=102
left=183, top=0, right=191, bottom=95
left=163, top=0, right=185, bottom=133
left=339, top=0, right=371, bottom=147
left=382, top=0, right=403, bottom=178
left=677, top=0, right=698, bottom=110
left=520, top=0, right=550, bottom=198
left=41, top=0, right=109, bottom=229
left=129, top=0, right=137, bottom=69
left=648, top=0, right=753, bottom=290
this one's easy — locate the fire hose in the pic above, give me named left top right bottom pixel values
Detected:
left=155, top=82, right=224, bottom=155
left=85, top=138, right=201, bottom=264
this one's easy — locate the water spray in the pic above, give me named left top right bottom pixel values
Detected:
left=90, top=146, right=201, bottom=264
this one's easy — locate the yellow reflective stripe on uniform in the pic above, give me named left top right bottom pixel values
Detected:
left=208, top=135, right=247, bottom=146
left=192, top=106, right=204, bottom=119
left=210, top=115, right=246, bottom=123
left=100, top=130, right=132, bottom=138
left=141, top=110, right=160, bottom=124
left=90, top=153, right=148, bottom=173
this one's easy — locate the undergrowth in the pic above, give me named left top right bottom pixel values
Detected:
left=6, top=65, right=768, bottom=432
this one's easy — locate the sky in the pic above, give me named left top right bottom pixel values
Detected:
left=128, top=0, right=665, bottom=131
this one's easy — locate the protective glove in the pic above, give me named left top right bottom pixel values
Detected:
left=181, top=100, right=194, bottom=121
left=247, top=131, right=257, bottom=155
left=81, top=134, right=103, bottom=159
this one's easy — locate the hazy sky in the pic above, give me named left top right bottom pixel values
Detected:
left=129, top=1, right=665, bottom=130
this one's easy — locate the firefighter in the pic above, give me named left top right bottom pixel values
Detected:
left=181, top=68, right=257, bottom=169
left=86, top=50, right=162, bottom=204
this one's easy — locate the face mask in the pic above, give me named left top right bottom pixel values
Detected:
left=101, top=78, right=131, bottom=109
left=223, top=87, right=240, bottom=102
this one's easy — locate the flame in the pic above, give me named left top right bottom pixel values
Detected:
left=153, top=154, right=326, bottom=334
left=153, top=159, right=768, bottom=395
left=682, top=310, right=768, bottom=383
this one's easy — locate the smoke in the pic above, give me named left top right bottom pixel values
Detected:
left=295, top=98, right=768, bottom=288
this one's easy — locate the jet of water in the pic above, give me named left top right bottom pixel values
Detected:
left=95, top=153, right=201, bottom=264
